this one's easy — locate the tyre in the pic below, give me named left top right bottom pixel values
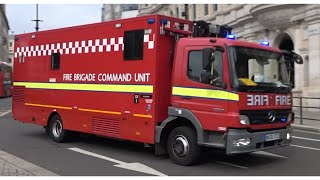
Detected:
left=167, top=126, right=201, bottom=166
left=49, top=114, right=68, bottom=143
left=44, top=126, right=49, bottom=135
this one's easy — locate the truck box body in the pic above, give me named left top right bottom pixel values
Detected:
left=13, top=15, right=191, bottom=144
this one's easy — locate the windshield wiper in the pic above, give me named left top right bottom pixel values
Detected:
left=273, top=83, right=291, bottom=93
left=239, top=84, right=264, bottom=92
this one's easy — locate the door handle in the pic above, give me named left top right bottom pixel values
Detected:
left=181, top=96, right=192, bottom=100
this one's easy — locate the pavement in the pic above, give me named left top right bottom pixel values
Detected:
left=293, top=110, right=320, bottom=132
left=0, top=149, right=57, bottom=176
left=1, top=97, right=56, bottom=176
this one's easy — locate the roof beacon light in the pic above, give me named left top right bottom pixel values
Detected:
left=148, top=18, right=155, bottom=24
left=226, top=34, right=236, bottom=40
left=160, top=19, right=168, bottom=25
left=260, top=40, right=270, bottom=46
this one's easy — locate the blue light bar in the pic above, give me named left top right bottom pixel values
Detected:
left=281, top=118, right=287, bottom=122
left=148, top=18, right=155, bottom=24
left=260, top=40, right=270, bottom=46
left=160, top=19, right=168, bottom=25
left=226, top=34, right=236, bottom=40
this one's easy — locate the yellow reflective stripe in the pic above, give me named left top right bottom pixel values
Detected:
left=78, top=108, right=121, bottom=115
left=133, top=114, right=153, bottom=118
left=172, top=86, right=239, bottom=101
left=14, top=82, right=153, bottom=93
left=25, top=103, right=72, bottom=110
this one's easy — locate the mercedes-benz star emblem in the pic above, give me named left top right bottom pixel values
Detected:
left=268, top=111, right=276, bottom=123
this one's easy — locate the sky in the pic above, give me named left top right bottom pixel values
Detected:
left=7, top=4, right=102, bottom=34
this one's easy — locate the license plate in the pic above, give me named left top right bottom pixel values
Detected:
left=265, top=133, right=280, bottom=141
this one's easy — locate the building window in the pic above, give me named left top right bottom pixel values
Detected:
left=170, top=10, right=173, bottom=17
left=2, top=37, right=7, bottom=45
left=193, top=4, right=196, bottom=20
left=213, top=4, right=218, bottom=11
left=204, top=4, right=208, bottom=16
left=187, top=50, right=223, bottom=85
left=176, top=7, right=179, bottom=18
left=8, top=58, right=12, bottom=63
left=9, top=42, right=13, bottom=47
left=124, top=29, right=144, bottom=60
left=51, top=53, right=60, bottom=70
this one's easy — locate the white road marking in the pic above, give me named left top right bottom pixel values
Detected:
left=68, top=147, right=166, bottom=176
left=292, top=136, right=320, bottom=142
left=252, top=151, right=287, bottom=159
left=291, top=145, right=320, bottom=151
left=0, top=110, right=11, bottom=117
left=293, top=129, right=320, bottom=135
left=215, top=161, right=248, bottom=169
left=69, top=147, right=123, bottom=164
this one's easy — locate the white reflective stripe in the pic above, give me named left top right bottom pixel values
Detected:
left=14, top=34, right=155, bottom=58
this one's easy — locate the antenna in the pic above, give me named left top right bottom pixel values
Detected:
left=31, top=4, right=43, bottom=32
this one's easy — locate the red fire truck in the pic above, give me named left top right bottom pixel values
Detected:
left=12, top=14, right=303, bottom=165
left=0, top=61, right=12, bottom=97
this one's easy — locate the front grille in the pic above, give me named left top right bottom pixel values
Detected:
left=240, top=109, right=291, bottom=125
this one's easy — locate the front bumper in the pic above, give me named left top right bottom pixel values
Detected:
left=226, top=126, right=293, bottom=154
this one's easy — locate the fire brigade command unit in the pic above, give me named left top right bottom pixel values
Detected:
left=12, top=15, right=303, bottom=165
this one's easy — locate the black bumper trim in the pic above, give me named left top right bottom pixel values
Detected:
left=226, top=126, right=293, bottom=154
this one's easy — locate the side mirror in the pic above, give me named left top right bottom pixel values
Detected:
left=290, top=51, right=303, bottom=64
left=202, top=48, right=214, bottom=70
left=282, top=50, right=303, bottom=64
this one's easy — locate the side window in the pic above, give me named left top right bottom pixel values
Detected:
left=51, top=53, right=60, bottom=70
left=213, top=51, right=223, bottom=78
left=188, top=51, right=202, bottom=82
left=188, top=50, right=223, bottom=85
left=124, top=29, right=144, bottom=60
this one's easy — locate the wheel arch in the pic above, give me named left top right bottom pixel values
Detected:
left=156, top=107, right=204, bottom=145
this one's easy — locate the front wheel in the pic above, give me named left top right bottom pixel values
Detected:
left=49, top=115, right=68, bottom=143
left=167, top=126, right=201, bottom=166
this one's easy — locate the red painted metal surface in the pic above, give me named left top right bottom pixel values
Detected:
left=12, top=14, right=292, bottom=145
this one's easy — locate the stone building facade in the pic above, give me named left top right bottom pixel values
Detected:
left=139, top=4, right=320, bottom=108
left=0, top=4, right=10, bottom=62
left=101, top=4, right=139, bottom=21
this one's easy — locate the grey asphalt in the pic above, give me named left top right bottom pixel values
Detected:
left=1, top=97, right=320, bottom=176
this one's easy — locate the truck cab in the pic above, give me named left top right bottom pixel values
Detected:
left=156, top=21, right=302, bottom=165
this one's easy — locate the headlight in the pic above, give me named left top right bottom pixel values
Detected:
left=233, top=138, right=251, bottom=146
left=239, top=115, right=250, bottom=125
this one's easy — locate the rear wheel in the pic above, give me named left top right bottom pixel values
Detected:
left=49, top=115, right=68, bottom=143
left=167, top=126, right=201, bottom=166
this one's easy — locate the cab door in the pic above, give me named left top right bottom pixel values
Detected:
left=173, top=45, right=231, bottom=132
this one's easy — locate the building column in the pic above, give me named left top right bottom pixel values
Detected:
left=292, top=22, right=304, bottom=91
left=305, top=6, right=320, bottom=88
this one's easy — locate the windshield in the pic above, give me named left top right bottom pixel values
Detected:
left=229, top=46, right=290, bottom=92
